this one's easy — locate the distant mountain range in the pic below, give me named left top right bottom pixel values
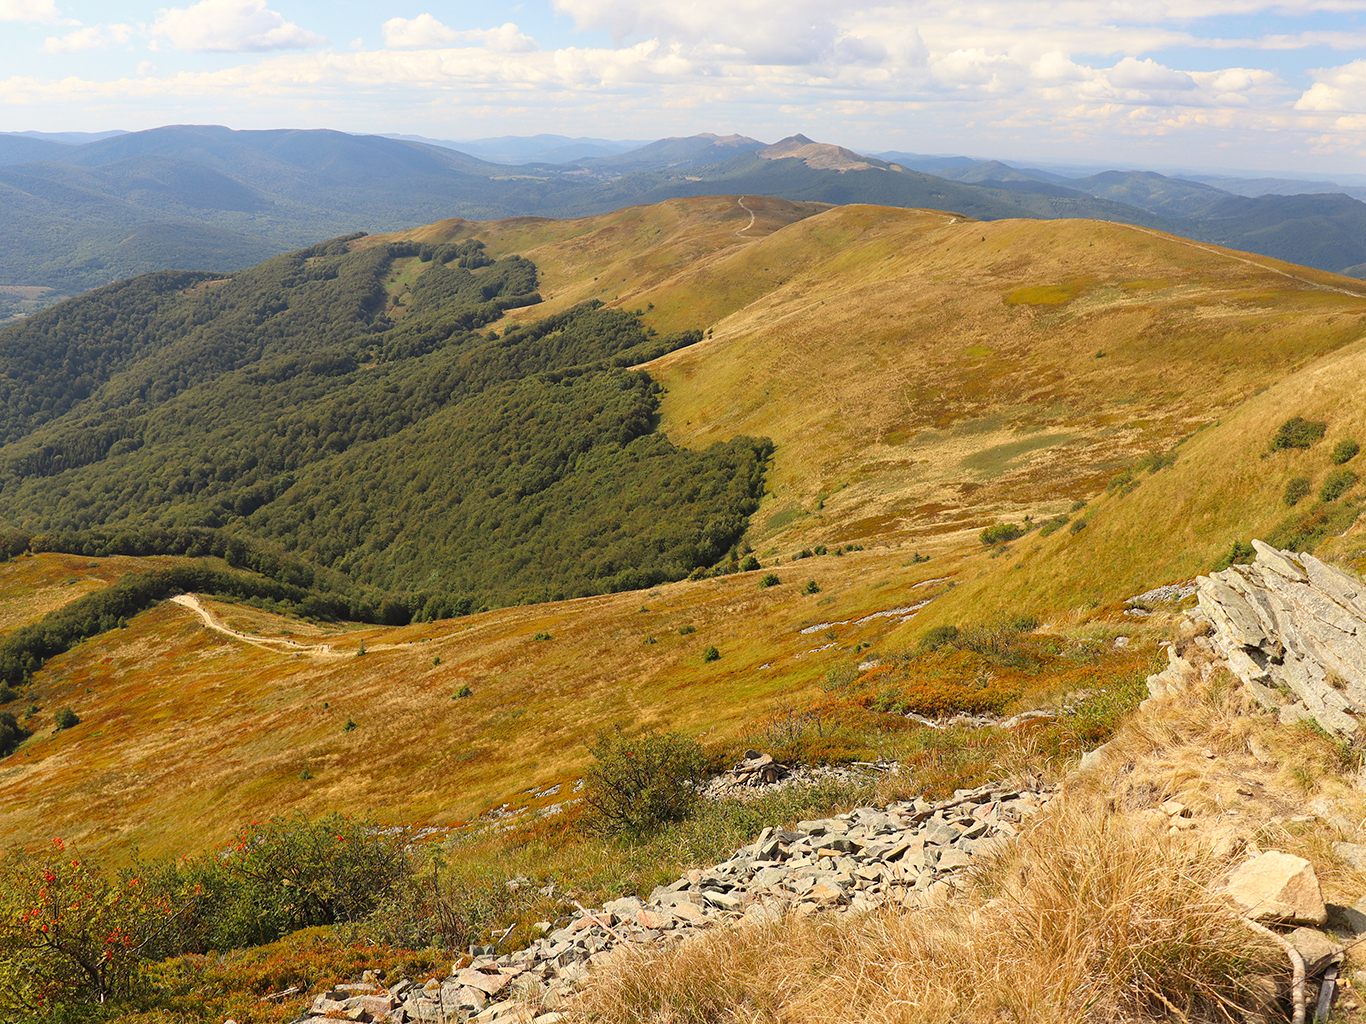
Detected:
left=3, top=126, right=1366, bottom=317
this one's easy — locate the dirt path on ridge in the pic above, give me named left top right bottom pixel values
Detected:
left=735, top=196, right=757, bottom=236
left=169, top=593, right=359, bottom=660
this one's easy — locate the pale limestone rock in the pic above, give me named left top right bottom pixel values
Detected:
left=1226, top=851, right=1327, bottom=925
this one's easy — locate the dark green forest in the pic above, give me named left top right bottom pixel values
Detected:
left=0, top=233, right=772, bottom=629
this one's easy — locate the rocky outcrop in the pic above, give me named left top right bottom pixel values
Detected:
left=1196, top=540, right=1366, bottom=741
left=287, top=781, right=1053, bottom=1024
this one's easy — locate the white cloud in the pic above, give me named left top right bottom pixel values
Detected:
left=382, top=13, right=459, bottom=48
left=1032, top=51, right=1089, bottom=83
left=152, top=0, right=324, bottom=52
left=1297, top=60, right=1366, bottom=111
left=0, top=0, right=64, bottom=22
left=45, top=23, right=132, bottom=53
left=383, top=14, right=537, bottom=53
left=1106, top=56, right=1195, bottom=91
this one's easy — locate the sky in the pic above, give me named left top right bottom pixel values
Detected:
left=4, top=1, right=1366, bottom=174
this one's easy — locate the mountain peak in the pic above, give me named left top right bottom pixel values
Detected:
left=758, top=135, right=893, bottom=173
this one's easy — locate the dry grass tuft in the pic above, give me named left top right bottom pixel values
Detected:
left=577, top=807, right=1280, bottom=1024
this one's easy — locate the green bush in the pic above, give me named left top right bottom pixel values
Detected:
left=1272, top=416, right=1327, bottom=451
left=53, top=708, right=79, bottom=731
left=342, top=718, right=357, bottom=732
left=702, top=645, right=720, bottom=662
left=813, top=545, right=828, bottom=556
left=455, top=684, right=473, bottom=698
left=804, top=580, right=821, bottom=595
left=1070, top=519, right=1088, bottom=535
left=1283, top=476, right=1311, bottom=507
left=739, top=555, right=761, bottom=572
left=0, top=712, right=28, bottom=757
left=533, top=631, right=552, bottom=641
left=1008, top=613, right=1040, bottom=633
left=141, top=812, right=408, bottom=952
left=758, top=573, right=780, bottom=589
left=678, top=624, right=696, bottom=635
left=1333, top=439, right=1361, bottom=465
left=1038, top=515, right=1069, bottom=537
left=1320, top=467, right=1359, bottom=502
left=0, top=840, right=196, bottom=1011
left=919, top=625, right=960, bottom=651
left=980, top=523, right=1024, bottom=545
left=583, top=727, right=712, bottom=836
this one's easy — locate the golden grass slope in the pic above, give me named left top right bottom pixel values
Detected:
left=0, top=548, right=968, bottom=860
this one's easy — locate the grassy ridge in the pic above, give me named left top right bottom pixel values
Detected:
left=4, top=199, right=1366, bottom=872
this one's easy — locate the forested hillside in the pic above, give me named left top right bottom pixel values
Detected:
left=0, top=234, right=771, bottom=615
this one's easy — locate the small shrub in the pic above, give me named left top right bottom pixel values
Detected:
left=1320, top=467, right=1359, bottom=502
left=678, top=624, right=696, bottom=635
left=702, top=645, right=720, bottom=663
left=0, top=839, right=197, bottom=1010
left=1272, top=416, right=1327, bottom=451
left=1106, top=470, right=1138, bottom=497
left=432, top=656, right=441, bottom=666
left=980, top=523, right=1024, bottom=545
left=687, top=567, right=708, bottom=581
left=53, top=708, right=79, bottom=731
left=813, top=545, right=828, bottom=556
left=1008, top=613, right=1039, bottom=633
left=758, top=573, right=781, bottom=589
left=1137, top=449, right=1177, bottom=473
left=342, top=718, right=357, bottom=732
left=583, top=727, right=712, bottom=836
left=1038, top=515, right=1070, bottom=537
left=911, top=552, right=930, bottom=563
left=804, top=580, right=821, bottom=595
left=739, top=555, right=761, bottom=572
left=796, top=549, right=813, bottom=559
left=1070, top=519, right=1088, bottom=535
left=356, top=641, right=366, bottom=657
left=0, top=685, right=14, bottom=705
left=643, top=636, right=657, bottom=645
left=455, top=685, right=473, bottom=698
left=1334, top=439, right=1361, bottom=464
left=919, top=625, right=961, bottom=651
left=1283, top=476, right=1311, bottom=507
